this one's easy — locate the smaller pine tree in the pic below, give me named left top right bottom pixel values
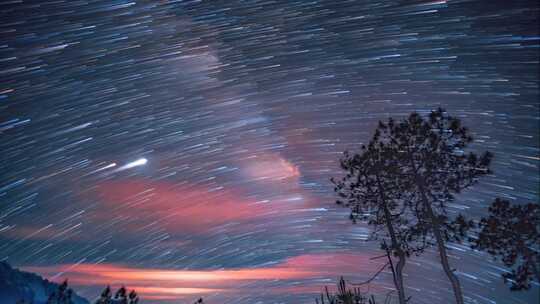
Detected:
left=95, top=285, right=112, bottom=304
left=114, top=286, right=128, bottom=304
left=472, top=198, right=540, bottom=290
left=128, top=290, right=139, bottom=304
left=46, top=280, right=73, bottom=304
left=315, top=277, right=377, bottom=304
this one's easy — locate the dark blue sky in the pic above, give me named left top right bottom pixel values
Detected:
left=1, top=0, right=538, bottom=303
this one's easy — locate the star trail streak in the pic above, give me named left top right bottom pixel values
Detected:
left=0, top=0, right=538, bottom=303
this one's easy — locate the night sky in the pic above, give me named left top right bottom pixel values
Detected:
left=1, top=0, right=539, bottom=303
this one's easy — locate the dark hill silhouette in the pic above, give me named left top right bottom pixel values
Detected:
left=0, top=261, right=89, bottom=304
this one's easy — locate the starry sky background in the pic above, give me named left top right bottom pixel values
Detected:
left=0, top=0, right=539, bottom=303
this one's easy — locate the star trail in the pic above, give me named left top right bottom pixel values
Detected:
left=0, top=0, right=538, bottom=303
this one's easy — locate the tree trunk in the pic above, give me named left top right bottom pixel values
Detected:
left=394, top=252, right=407, bottom=303
left=417, top=181, right=464, bottom=304
left=377, top=177, right=407, bottom=304
left=406, top=151, right=464, bottom=304
left=384, top=242, right=407, bottom=304
left=382, top=215, right=407, bottom=304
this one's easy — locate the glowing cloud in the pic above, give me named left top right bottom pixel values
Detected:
left=241, top=153, right=300, bottom=182
left=24, top=253, right=378, bottom=301
left=92, top=180, right=270, bottom=234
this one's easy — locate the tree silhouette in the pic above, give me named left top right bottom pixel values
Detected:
left=94, top=286, right=138, bottom=304
left=316, top=277, right=377, bottom=304
left=368, top=108, right=492, bottom=304
left=472, top=198, right=540, bottom=290
left=95, top=286, right=112, bottom=304
left=114, top=286, right=135, bottom=304
left=333, top=128, right=429, bottom=304
left=128, top=290, right=139, bottom=304
left=46, top=280, right=74, bottom=304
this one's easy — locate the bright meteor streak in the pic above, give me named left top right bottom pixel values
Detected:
left=123, top=158, right=148, bottom=169
left=112, top=158, right=148, bottom=173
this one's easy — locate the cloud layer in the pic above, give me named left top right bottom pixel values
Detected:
left=25, top=252, right=379, bottom=301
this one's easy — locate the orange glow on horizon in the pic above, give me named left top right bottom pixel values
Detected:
left=24, top=253, right=378, bottom=301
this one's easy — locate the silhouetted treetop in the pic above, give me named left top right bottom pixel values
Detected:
left=336, top=108, right=492, bottom=304
left=472, top=198, right=540, bottom=291
left=46, top=279, right=74, bottom=304
left=94, top=286, right=139, bottom=304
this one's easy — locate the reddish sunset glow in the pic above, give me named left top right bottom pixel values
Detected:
left=24, top=253, right=378, bottom=301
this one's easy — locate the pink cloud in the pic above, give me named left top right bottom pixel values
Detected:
left=89, top=178, right=315, bottom=238
left=240, top=153, right=300, bottom=182
left=24, top=253, right=379, bottom=301
left=92, top=180, right=270, bottom=233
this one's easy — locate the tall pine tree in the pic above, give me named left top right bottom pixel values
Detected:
left=371, top=108, right=491, bottom=304
left=333, top=127, right=430, bottom=304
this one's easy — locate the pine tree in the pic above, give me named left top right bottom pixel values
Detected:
left=333, top=129, right=429, bottom=304
left=472, top=198, right=540, bottom=290
left=128, top=290, right=139, bottom=304
left=315, top=277, right=376, bottom=304
left=95, top=285, right=112, bottom=304
left=371, top=108, right=492, bottom=304
left=114, top=286, right=128, bottom=304
left=46, top=280, right=74, bottom=304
